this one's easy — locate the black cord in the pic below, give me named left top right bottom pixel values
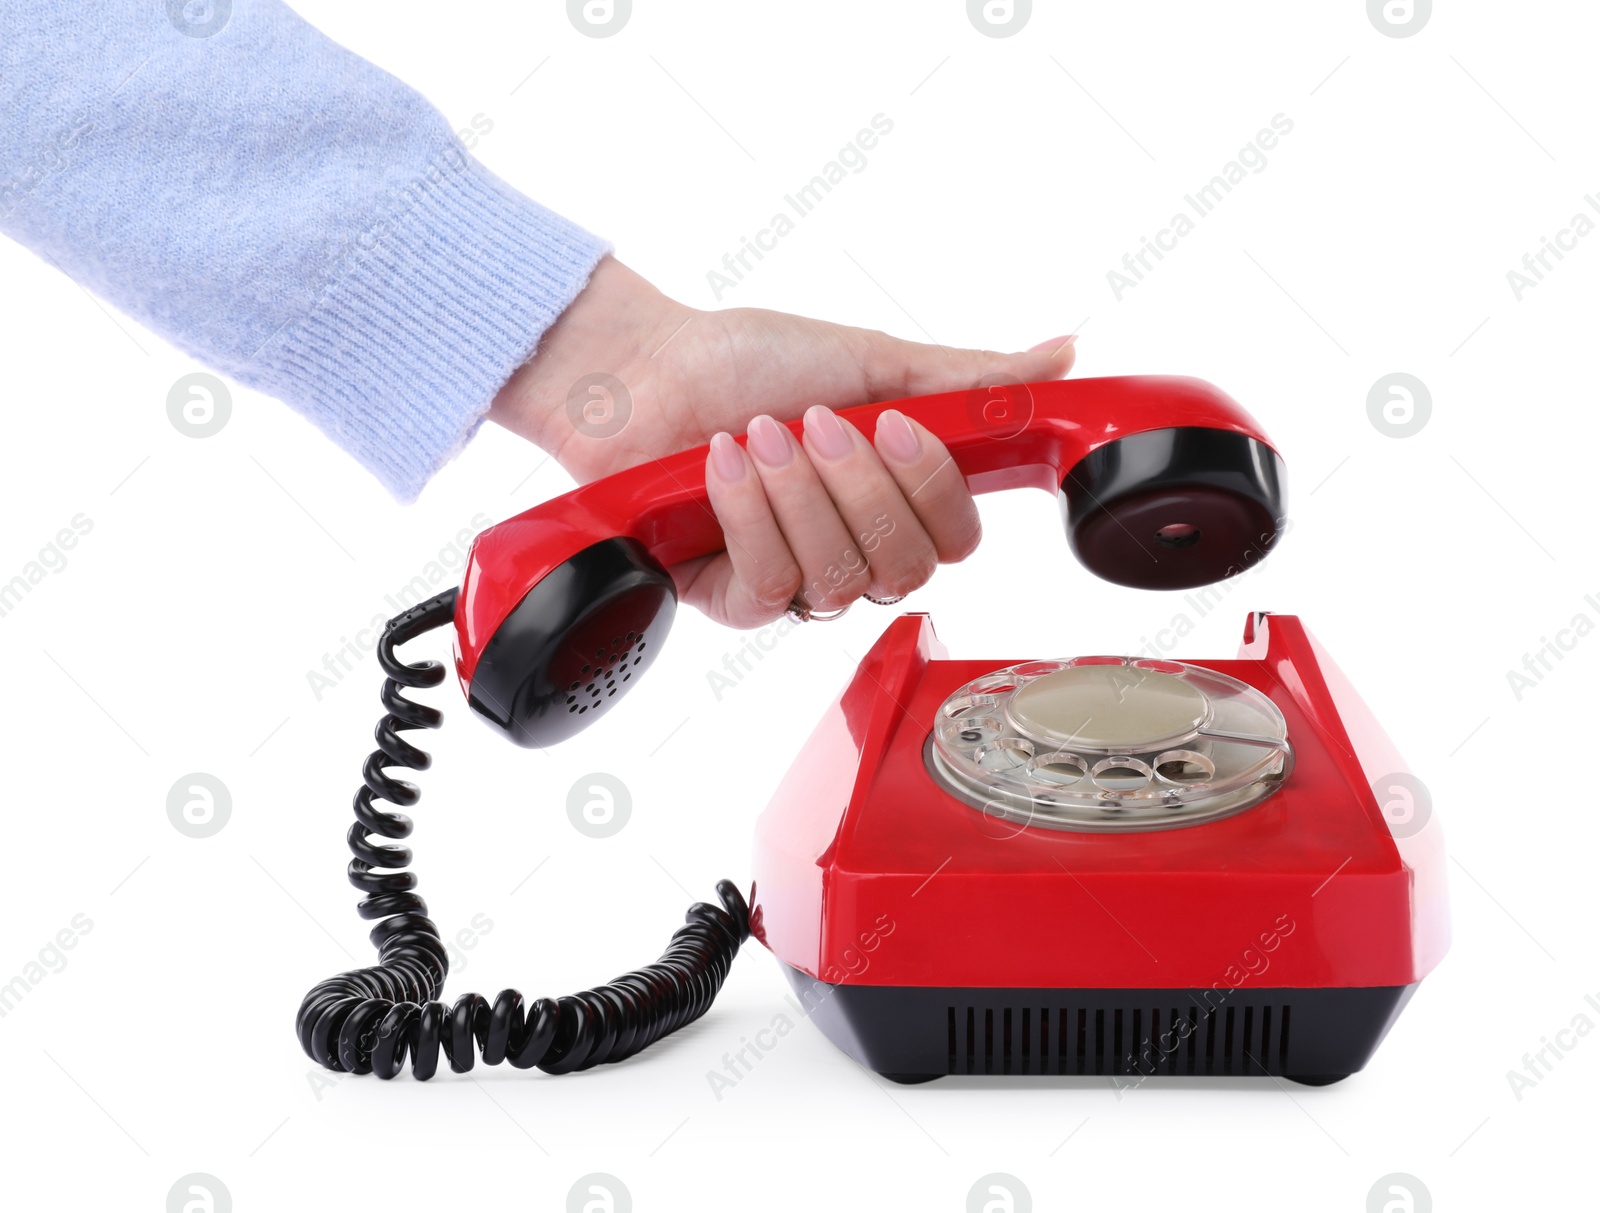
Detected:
left=295, top=589, right=750, bottom=1079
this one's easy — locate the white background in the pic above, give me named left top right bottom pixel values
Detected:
left=1, top=1, right=1594, bottom=1210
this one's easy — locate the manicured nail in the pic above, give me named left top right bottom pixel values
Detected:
left=876, top=409, right=921, bottom=463
left=1027, top=334, right=1077, bottom=354
left=747, top=414, right=794, bottom=468
left=804, top=405, right=853, bottom=461
left=709, top=431, right=745, bottom=482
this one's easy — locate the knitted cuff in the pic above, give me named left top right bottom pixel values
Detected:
left=261, top=152, right=609, bottom=500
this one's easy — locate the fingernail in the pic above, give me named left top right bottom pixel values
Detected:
left=748, top=414, right=794, bottom=468
left=876, top=409, right=921, bottom=463
left=1027, top=334, right=1077, bottom=354
left=709, top=431, right=745, bottom=481
left=804, top=405, right=853, bottom=461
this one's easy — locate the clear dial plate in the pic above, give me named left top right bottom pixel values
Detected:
left=926, top=657, right=1293, bottom=832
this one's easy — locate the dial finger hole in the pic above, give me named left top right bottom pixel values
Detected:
left=1014, top=661, right=1065, bottom=679
left=942, top=692, right=999, bottom=719
left=977, top=737, right=1034, bottom=771
left=942, top=714, right=1003, bottom=750
left=1026, top=751, right=1087, bottom=786
left=1155, top=750, right=1215, bottom=785
left=1091, top=755, right=1152, bottom=792
left=969, top=675, right=1017, bottom=694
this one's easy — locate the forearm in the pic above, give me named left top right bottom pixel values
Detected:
left=0, top=0, right=608, bottom=499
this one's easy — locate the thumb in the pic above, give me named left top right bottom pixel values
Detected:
left=856, top=330, right=1077, bottom=401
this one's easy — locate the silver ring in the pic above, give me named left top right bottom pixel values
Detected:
left=785, top=596, right=851, bottom=624
left=863, top=594, right=905, bottom=606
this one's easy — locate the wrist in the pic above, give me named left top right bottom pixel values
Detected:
left=488, top=256, right=690, bottom=468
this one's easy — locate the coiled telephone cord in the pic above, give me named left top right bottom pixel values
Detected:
left=294, top=589, right=750, bottom=1079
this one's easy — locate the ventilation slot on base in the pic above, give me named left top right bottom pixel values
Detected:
left=945, top=1001, right=1292, bottom=1077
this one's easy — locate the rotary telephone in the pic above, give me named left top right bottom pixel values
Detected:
left=295, top=375, right=1292, bottom=1080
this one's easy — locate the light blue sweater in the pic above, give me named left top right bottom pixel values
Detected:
left=0, top=0, right=609, bottom=499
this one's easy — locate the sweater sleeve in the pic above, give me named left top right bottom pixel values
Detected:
left=0, top=0, right=609, bottom=500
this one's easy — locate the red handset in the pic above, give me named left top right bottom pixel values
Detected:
left=455, top=375, right=1286, bottom=746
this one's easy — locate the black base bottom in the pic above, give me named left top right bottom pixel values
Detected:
left=883, top=1070, right=1351, bottom=1085
left=783, top=967, right=1418, bottom=1083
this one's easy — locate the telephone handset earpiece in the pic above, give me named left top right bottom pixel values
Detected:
left=454, top=375, right=1286, bottom=747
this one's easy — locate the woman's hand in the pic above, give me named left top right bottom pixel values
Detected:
left=489, top=256, right=1077, bottom=628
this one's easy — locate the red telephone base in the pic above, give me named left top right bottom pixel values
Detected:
left=749, top=612, right=1448, bottom=1084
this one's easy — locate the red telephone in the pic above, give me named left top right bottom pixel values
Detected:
left=750, top=610, right=1448, bottom=1084
left=294, top=372, right=1382, bottom=1081
left=452, top=375, right=1285, bottom=748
